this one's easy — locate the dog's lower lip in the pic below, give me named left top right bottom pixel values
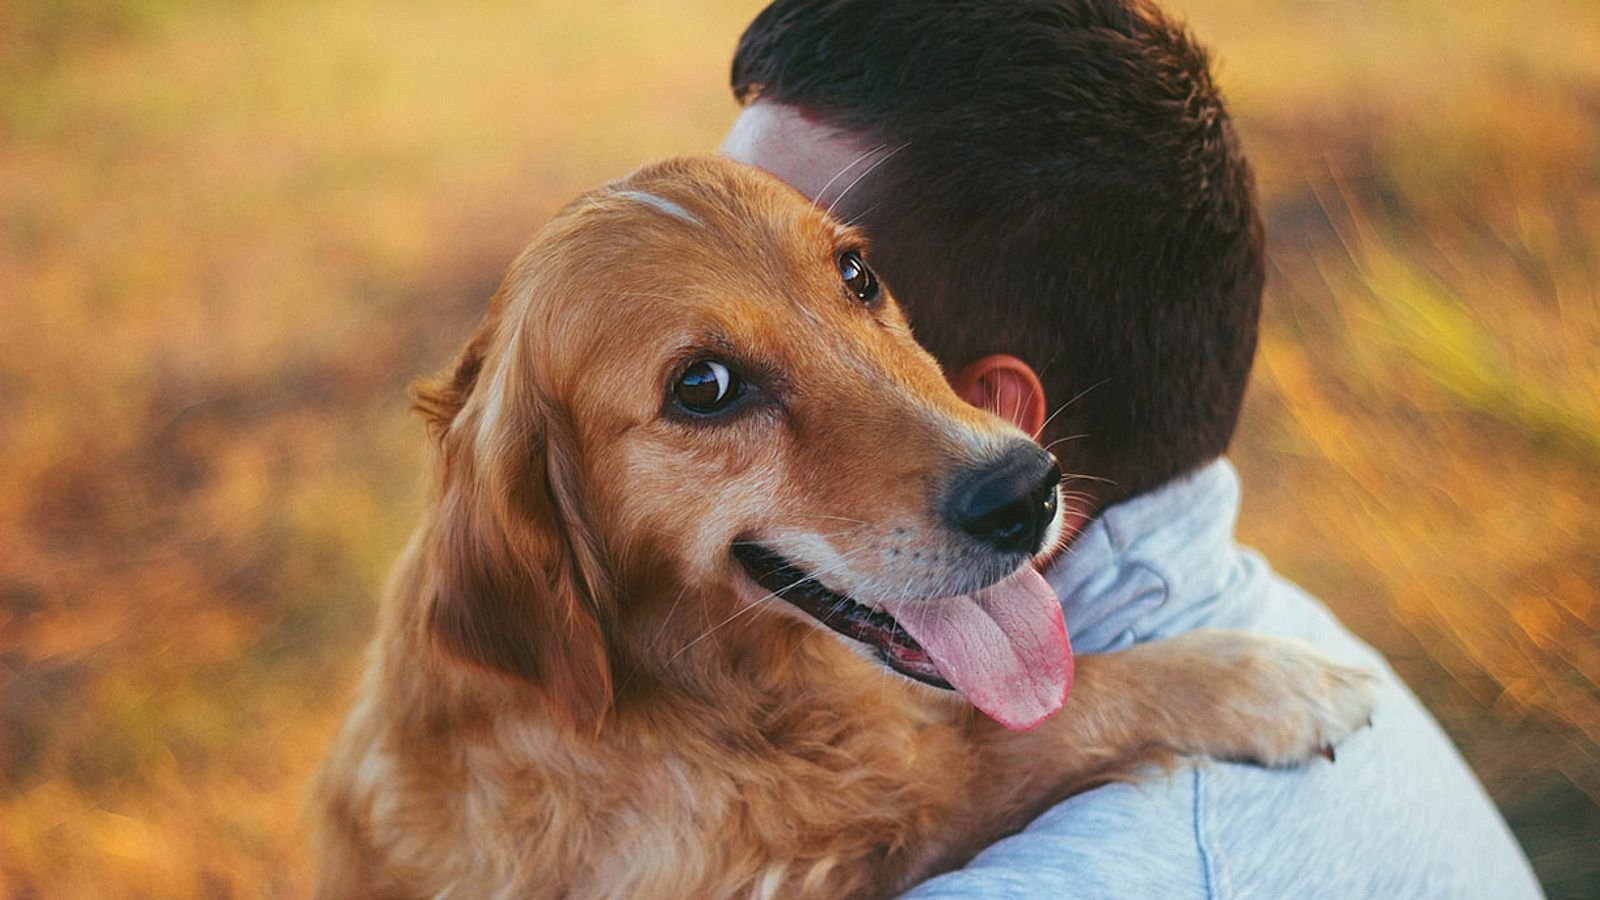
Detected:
left=731, top=544, right=953, bottom=690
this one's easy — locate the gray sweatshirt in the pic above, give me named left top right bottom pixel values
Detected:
left=906, top=459, right=1541, bottom=899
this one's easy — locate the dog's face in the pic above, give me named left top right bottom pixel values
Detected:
left=417, top=157, right=1072, bottom=732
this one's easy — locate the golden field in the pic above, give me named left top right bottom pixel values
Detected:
left=1, top=0, right=1596, bottom=895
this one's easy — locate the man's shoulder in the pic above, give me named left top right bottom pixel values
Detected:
left=1144, top=578, right=1539, bottom=898
left=909, top=579, right=1540, bottom=898
left=1197, top=670, right=1539, bottom=898
left=903, top=769, right=1210, bottom=898
left=910, top=688, right=1538, bottom=898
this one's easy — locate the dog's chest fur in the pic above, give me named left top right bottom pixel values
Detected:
left=349, top=638, right=978, bottom=899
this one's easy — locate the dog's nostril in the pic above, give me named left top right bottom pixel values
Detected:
left=944, top=446, right=1062, bottom=556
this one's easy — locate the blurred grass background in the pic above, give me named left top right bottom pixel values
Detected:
left=1, top=0, right=1595, bottom=895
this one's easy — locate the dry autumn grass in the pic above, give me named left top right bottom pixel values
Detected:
left=2, top=0, right=1596, bottom=895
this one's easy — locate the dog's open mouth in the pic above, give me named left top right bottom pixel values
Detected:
left=733, top=542, right=1076, bottom=732
left=732, top=544, right=952, bottom=689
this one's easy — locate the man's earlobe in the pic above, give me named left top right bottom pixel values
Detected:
left=950, top=354, right=1048, bottom=438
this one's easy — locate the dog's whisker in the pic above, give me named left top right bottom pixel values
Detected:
left=871, top=575, right=917, bottom=706
left=836, top=198, right=884, bottom=229
left=650, top=582, right=694, bottom=652
left=811, top=142, right=890, bottom=213
left=1041, top=433, right=1090, bottom=454
left=998, top=375, right=1039, bottom=436
left=793, top=513, right=873, bottom=526
left=894, top=575, right=913, bottom=619
left=1033, top=377, right=1111, bottom=441
left=825, top=141, right=912, bottom=218
left=667, top=549, right=871, bottom=664
left=719, top=564, right=848, bottom=640
left=781, top=549, right=879, bottom=629
left=731, top=528, right=860, bottom=546
left=915, top=588, right=935, bottom=655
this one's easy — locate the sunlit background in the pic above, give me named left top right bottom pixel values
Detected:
left=2, top=0, right=1596, bottom=895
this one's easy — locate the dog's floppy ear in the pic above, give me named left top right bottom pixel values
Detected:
left=413, top=302, right=616, bottom=732
left=413, top=319, right=495, bottom=440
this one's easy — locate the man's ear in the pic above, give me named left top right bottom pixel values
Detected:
left=949, top=354, right=1048, bottom=438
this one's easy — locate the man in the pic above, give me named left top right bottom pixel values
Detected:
left=720, top=0, right=1542, bottom=895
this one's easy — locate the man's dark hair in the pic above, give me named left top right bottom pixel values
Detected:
left=732, top=0, right=1264, bottom=505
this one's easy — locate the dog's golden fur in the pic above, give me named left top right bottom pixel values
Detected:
left=313, top=156, right=1374, bottom=898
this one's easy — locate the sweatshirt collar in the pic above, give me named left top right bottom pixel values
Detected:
left=1046, top=458, right=1264, bottom=655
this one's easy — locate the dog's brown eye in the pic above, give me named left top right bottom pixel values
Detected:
left=839, top=250, right=879, bottom=304
left=674, top=359, right=743, bottom=414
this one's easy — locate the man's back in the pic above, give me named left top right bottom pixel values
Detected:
left=906, top=461, right=1540, bottom=898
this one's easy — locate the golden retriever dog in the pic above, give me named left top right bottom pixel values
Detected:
left=313, top=155, right=1375, bottom=898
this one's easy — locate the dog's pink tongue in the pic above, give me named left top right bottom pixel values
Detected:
left=884, top=567, right=1074, bottom=732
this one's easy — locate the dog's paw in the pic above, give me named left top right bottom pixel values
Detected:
left=1167, top=629, right=1380, bottom=768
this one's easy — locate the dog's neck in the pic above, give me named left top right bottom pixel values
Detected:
left=360, top=525, right=981, bottom=896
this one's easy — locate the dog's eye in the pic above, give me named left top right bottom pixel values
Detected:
left=838, top=250, right=879, bottom=304
left=674, top=359, right=743, bottom=414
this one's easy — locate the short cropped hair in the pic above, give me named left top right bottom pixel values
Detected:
left=732, top=0, right=1264, bottom=503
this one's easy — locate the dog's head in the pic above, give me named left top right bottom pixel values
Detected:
left=414, top=156, right=1072, bottom=733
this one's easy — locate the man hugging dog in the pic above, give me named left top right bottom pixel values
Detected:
left=721, top=1, right=1540, bottom=895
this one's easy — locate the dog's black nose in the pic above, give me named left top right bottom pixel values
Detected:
left=943, top=444, right=1062, bottom=556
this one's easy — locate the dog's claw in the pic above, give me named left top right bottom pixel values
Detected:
left=1318, top=744, right=1336, bottom=763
